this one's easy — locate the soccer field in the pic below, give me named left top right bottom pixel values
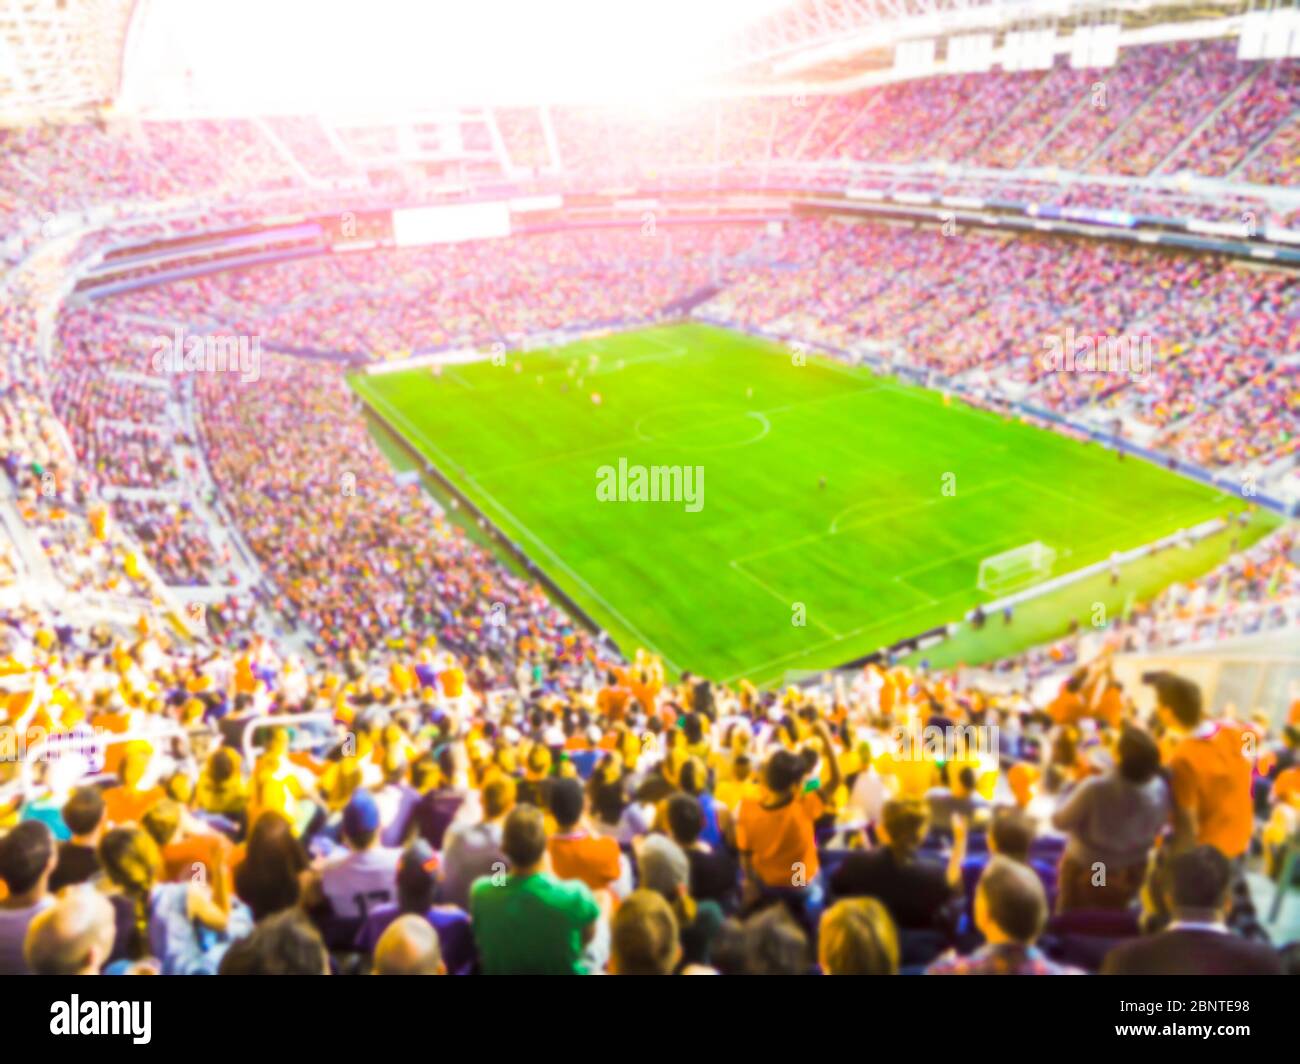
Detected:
left=351, top=322, right=1245, bottom=685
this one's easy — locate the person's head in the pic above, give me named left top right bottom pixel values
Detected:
left=373, top=914, right=444, bottom=975
left=218, top=909, right=329, bottom=975
left=743, top=905, right=810, bottom=975
left=98, top=827, right=161, bottom=898
left=638, top=834, right=690, bottom=902
left=878, top=798, right=930, bottom=858
left=1007, top=762, right=1039, bottom=809
left=975, top=856, right=1047, bottom=947
left=952, top=765, right=978, bottom=798
left=0, top=821, right=56, bottom=900
left=236, top=811, right=307, bottom=921
left=396, top=841, right=439, bottom=914
left=547, top=776, right=585, bottom=831
left=762, top=748, right=805, bottom=797
left=206, top=748, right=236, bottom=786
left=677, top=757, right=708, bottom=797
left=23, top=887, right=116, bottom=975
left=141, top=799, right=183, bottom=850
left=341, top=789, right=380, bottom=850
left=1165, top=845, right=1232, bottom=919
left=610, top=890, right=680, bottom=975
left=665, top=793, right=705, bottom=847
left=989, top=808, right=1035, bottom=863
left=501, top=805, right=547, bottom=871
left=1116, top=726, right=1162, bottom=785
left=98, top=827, right=162, bottom=944
left=61, top=786, right=106, bottom=841
left=481, top=776, right=516, bottom=821
left=818, top=898, right=899, bottom=975
left=1146, top=671, right=1203, bottom=732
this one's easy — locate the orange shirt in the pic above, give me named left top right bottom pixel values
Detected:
left=736, top=792, right=825, bottom=888
left=1168, top=724, right=1254, bottom=859
left=102, top=785, right=164, bottom=826
left=547, top=832, right=622, bottom=891
left=1272, top=766, right=1300, bottom=807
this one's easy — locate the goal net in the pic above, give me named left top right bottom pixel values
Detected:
left=977, top=541, right=1057, bottom=595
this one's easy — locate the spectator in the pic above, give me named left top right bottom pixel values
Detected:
left=24, top=887, right=117, bottom=975
left=830, top=800, right=965, bottom=939
left=927, top=857, right=1081, bottom=974
left=1149, top=672, right=1253, bottom=859
left=234, top=811, right=310, bottom=922
left=0, top=822, right=56, bottom=974
left=1052, top=726, right=1172, bottom=911
left=1103, top=846, right=1283, bottom=975
left=318, top=790, right=401, bottom=921
left=99, top=826, right=251, bottom=975
left=665, top=792, right=739, bottom=911
left=546, top=776, right=626, bottom=895
left=609, top=890, right=681, bottom=975
left=353, top=841, right=475, bottom=976
left=818, top=897, right=900, bottom=975
left=373, top=914, right=445, bottom=975
left=49, top=786, right=106, bottom=892
left=735, top=722, right=841, bottom=902
left=219, top=909, right=328, bottom=975
left=440, top=776, right=514, bottom=909
left=469, top=805, right=601, bottom=975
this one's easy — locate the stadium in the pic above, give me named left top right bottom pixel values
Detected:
left=1, top=0, right=1299, bottom=999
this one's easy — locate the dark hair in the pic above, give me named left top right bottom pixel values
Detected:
left=396, top=845, right=438, bottom=913
left=665, top=794, right=705, bottom=845
left=744, top=906, right=810, bottom=975
left=218, top=909, right=327, bottom=975
left=764, top=749, right=805, bottom=794
left=979, top=857, right=1047, bottom=944
left=547, top=776, right=585, bottom=830
left=956, top=766, right=978, bottom=792
left=234, top=811, right=308, bottom=922
left=881, top=799, right=930, bottom=856
left=1167, top=846, right=1231, bottom=912
left=990, top=808, right=1035, bottom=862
left=1144, top=671, right=1202, bottom=729
left=586, top=772, right=624, bottom=826
left=1117, top=727, right=1162, bottom=785
left=501, top=805, right=548, bottom=868
left=0, top=821, right=54, bottom=895
left=62, top=786, right=106, bottom=837
left=209, top=749, right=236, bottom=784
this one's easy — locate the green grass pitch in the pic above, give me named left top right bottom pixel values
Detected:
left=351, top=321, right=1250, bottom=686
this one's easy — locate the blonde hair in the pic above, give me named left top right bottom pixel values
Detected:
left=819, top=898, right=900, bottom=975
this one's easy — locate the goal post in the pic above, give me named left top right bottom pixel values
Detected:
left=977, top=541, right=1058, bottom=594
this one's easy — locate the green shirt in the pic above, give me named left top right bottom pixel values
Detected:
left=469, top=871, right=601, bottom=975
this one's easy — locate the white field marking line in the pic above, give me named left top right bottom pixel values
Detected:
left=1008, top=473, right=1143, bottom=527
left=724, top=497, right=1235, bottom=686
left=358, top=381, right=683, bottom=673
left=893, top=575, right=942, bottom=607
left=445, top=368, right=475, bottom=390
left=727, top=559, right=840, bottom=638
left=632, top=408, right=771, bottom=450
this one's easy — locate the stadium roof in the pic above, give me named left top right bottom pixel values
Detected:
left=0, top=0, right=1265, bottom=121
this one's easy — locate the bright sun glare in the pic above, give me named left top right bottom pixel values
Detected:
left=127, top=0, right=794, bottom=114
